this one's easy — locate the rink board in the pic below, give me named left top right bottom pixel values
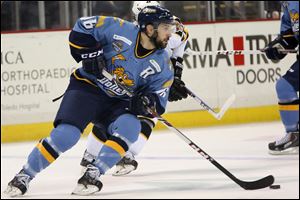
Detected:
left=1, top=105, right=280, bottom=143
left=1, top=20, right=294, bottom=142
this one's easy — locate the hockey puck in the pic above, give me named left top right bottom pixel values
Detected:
left=269, top=185, right=281, bottom=189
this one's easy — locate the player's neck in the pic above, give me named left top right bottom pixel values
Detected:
left=140, top=32, right=155, bottom=50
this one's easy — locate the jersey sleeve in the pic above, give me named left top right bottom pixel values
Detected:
left=172, top=39, right=188, bottom=58
left=69, top=16, right=127, bottom=62
left=280, top=1, right=299, bottom=36
left=280, top=6, right=292, bottom=34
left=169, top=26, right=189, bottom=59
left=72, top=16, right=127, bottom=45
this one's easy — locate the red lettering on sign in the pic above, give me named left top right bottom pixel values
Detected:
left=233, top=36, right=244, bottom=66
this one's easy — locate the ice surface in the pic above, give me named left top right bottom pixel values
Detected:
left=1, top=121, right=299, bottom=199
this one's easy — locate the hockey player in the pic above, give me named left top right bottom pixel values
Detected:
left=264, top=1, right=299, bottom=155
left=80, top=1, right=190, bottom=177
left=4, top=6, right=175, bottom=196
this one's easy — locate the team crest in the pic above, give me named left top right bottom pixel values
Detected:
left=290, top=11, right=299, bottom=32
left=113, top=67, right=134, bottom=86
left=290, top=11, right=299, bottom=23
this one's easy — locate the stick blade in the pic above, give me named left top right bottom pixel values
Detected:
left=240, top=175, right=275, bottom=190
left=216, top=94, right=236, bottom=120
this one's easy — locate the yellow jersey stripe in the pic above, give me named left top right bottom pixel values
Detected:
left=279, top=104, right=299, bottom=111
left=96, top=16, right=106, bottom=28
left=163, top=80, right=173, bottom=88
left=282, top=34, right=297, bottom=38
left=69, top=42, right=85, bottom=49
left=73, top=70, right=97, bottom=87
left=105, top=140, right=126, bottom=156
left=119, top=19, right=124, bottom=27
left=113, top=17, right=124, bottom=26
left=36, top=142, right=55, bottom=163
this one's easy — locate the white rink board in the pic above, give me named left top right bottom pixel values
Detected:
left=1, top=20, right=296, bottom=125
left=1, top=31, right=78, bottom=125
left=172, top=20, right=295, bottom=112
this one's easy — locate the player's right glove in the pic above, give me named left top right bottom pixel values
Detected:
left=129, top=93, right=161, bottom=117
left=263, top=30, right=298, bottom=61
left=168, top=57, right=188, bottom=102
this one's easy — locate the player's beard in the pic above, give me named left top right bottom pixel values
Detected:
left=150, top=31, right=169, bottom=49
left=156, top=37, right=169, bottom=49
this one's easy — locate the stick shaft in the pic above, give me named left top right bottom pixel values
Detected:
left=185, top=87, right=219, bottom=117
left=186, top=87, right=235, bottom=120
left=185, top=48, right=297, bottom=56
left=101, top=69, right=273, bottom=190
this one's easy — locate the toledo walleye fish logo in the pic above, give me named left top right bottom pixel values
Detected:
left=113, top=67, right=134, bottom=86
left=290, top=11, right=299, bottom=22
left=97, top=67, right=134, bottom=98
left=111, top=54, right=134, bottom=86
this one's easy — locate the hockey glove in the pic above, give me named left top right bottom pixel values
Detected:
left=168, top=57, right=188, bottom=102
left=129, top=93, right=157, bottom=117
left=171, top=57, right=184, bottom=79
left=168, top=77, right=188, bottom=102
left=81, top=53, right=106, bottom=79
left=263, top=30, right=298, bottom=61
left=69, top=30, right=106, bottom=78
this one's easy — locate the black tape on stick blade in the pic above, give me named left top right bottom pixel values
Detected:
left=269, top=185, right=281, bottom=189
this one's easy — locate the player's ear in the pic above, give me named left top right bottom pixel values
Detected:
left=146, top=24, right=155, bottom=36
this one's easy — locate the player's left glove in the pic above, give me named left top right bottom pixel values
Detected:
left=263, top=30, right=298, bottom=61
left=168, top=57, right=188, bottom=102
left=129, top=93, right=158, bottom=117
left=168, top=77, right=188, bottom=102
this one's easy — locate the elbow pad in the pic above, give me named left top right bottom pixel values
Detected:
left=69, top=30, right=102, bottom=63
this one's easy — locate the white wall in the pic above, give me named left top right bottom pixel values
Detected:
left=167, top=20, right=295, bottom=112
left=1, top=21, right=296, bottom=125
left=1, top=31, right=78, bottom=125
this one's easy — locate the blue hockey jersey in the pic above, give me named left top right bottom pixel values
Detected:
left=281, top=1, right=299, bottom=41
left=70, top=16, right=174, bottom=114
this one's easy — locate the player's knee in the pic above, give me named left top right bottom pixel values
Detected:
left=110, top=113, right=141, bottom=144
left=140, top=119, right=154, bottom=139
left=275, top=78, right=298, bottom=102
left=92, top=125, right=108, bottom=142
left=49, top=123, right=81, bottom=153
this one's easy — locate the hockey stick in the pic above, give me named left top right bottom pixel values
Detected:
left=186, top=87, right=236, bottom=120
left=185, top=48, right=298, bottom=56
left=101, top=69, right=275, bottom=190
